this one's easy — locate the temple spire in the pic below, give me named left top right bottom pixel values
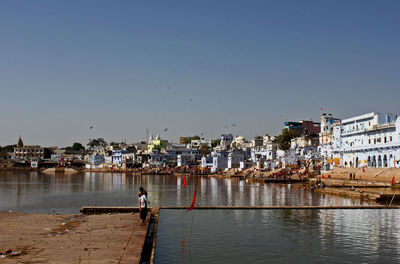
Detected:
left=17, top=135, right=24, bottom=148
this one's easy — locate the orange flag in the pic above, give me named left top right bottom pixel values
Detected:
left=182, top=175, right=186, bottom=187
left=187, top=184, right=197, bottom=211
left=392, top=176, right=395, bottom=185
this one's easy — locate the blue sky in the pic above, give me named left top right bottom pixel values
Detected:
left=1, top=0, right=399, bottom=147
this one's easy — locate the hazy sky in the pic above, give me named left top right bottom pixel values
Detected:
left=1, top=0, right=399, bottom=147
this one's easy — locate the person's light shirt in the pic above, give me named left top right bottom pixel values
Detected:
left=139, top=195, right=148, bottom=208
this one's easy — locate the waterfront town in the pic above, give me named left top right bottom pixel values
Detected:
left=2, top=111, right=400, bottom=263
left=1, top=111, right=400, bottom=179
left=2, top=1, right=400, bottom=263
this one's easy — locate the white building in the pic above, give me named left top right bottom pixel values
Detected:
left=332, top=112, right=400, bottom=168
left=227, top=152, right=245, bottom=170
left=231, top=135, right=251, bottom=150
left=319, top=114, right=341, bottom=160
left=276, top=149, right=297, bottom=168
left=211, top=151, right=229, bottom=173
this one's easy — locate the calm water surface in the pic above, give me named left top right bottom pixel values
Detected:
left=156, top=209, right=400, bottom=264
left=1, top=171, right=398, bottom=263
left=0, top=171, right=367, bottom=213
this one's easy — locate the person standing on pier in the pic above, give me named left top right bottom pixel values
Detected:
left=138, top=187, right=148, bottom=199
left=138, top=192, right=149, bottom=223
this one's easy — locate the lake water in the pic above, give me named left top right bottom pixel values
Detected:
left=1, top=171, right=399, bottom=263
left=0, top=171, right=367, bottom=213
left=155, top=209, right=400, bottom=264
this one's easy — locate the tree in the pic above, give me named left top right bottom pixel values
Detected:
left=71, top=142, right=85, bottom=151
left=0, top=145, right=16, bottom=159
left=200, top=144, right=210, bottom=156
left=211, top=139, right=221, bottom=148
left=182, top=135, right=200, bottom=145
left=87, top=138, right=108, bottom=149
left=277, top=129, right=297, bottom=150
left=110, top=142, right=120, bottom=147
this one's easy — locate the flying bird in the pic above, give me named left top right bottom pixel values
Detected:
left=232, top=124, right=236, bottom=127
left=166, top=86, right=171, bottom=90
left=90, top=126, right=94, bottom=130
left=164, top=128, right=168, bottom=132
left=189, top=99, right=193, bottom=102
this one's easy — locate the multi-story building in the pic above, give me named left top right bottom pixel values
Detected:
left=284, top=120, right=321, bottom=136
left=148, top=135, right=167, bottom=153
left=319, top=114, right=341, bottom=159
left=331, top=112, right=400, bottom=168
left=13, top=137, right=44, bottom=160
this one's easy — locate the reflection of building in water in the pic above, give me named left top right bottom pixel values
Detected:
left=238, top=180, right=244, bottom=202
left=176, top=177, right=181, bottom=205
left=224, top=179, right=232, bottom=206
left=249, top=186, right=256, bottom=206
left=317, top=210, right=335, bottom=251
left=210, top=177, right=218, bottom=202
left=112, top=174, right=123, bottom=190
left=331, top=210, right=381, bottom=256
left=201, top=177, right=207, bottom=201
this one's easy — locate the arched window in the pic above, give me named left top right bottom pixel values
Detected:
left=378, top=155, right=382, bottom=168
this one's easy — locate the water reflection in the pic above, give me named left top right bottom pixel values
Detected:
left=156, top=209, right=400, bottom=264
left=0, top=171, right=371, bottom=214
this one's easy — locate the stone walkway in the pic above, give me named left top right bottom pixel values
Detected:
left=0, top=212, right=149, bottom=263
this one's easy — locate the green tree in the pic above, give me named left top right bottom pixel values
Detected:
left=87, top=138, right=108, bottom=149
left=0, top=145, right=16, bottom=158
left=277, top=129, right=297, bottom=150
left=110, top=142, right=118, bottom=147
left=71, top=142, right=85, bottom=151
left=200, top=144, right=210, bottom=156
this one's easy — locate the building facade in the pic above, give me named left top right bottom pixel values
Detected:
left=13, top=137, right=44, bottom=160
left=319, top=114, right=341, bottom=159
left=331, top=112, right=400, bottom=168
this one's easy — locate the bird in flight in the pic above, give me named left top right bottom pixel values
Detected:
left=164, top=128, right=168, bottom=132
left=90, top=126, right=94, bottom=130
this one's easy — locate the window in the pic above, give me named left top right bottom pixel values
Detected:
left=374, top=139, right=376, bottom=144
left=390, top=136, right=393, bottom=142
left=384, top=137, right=387, bottom=143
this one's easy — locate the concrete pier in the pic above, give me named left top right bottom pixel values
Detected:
left=80, top=205, right=398, bottom=214
left=0, top=212, right=150, bottom=264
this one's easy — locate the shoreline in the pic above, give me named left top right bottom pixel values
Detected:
left=2, top=167, right=400, bottom=204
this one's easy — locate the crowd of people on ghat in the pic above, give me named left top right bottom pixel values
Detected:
left=127, top=166, right=212, bottom=176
